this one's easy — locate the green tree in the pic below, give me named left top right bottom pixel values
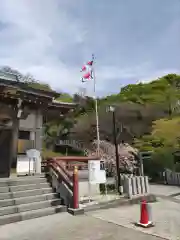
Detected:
left=56, top=93, right=74, bottom=103
left=0, top=66, right=53, bottom=91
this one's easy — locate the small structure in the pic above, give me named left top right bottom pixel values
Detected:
left=0, top=71, right=75, bottom=177
left=48, top=156, right=105, bottom=206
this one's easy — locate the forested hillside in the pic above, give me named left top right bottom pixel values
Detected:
left=72, top=74, right=180, bottom=142
left=70, top=74, right=180, bottom=177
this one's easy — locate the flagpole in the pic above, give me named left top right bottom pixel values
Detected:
left=92, top=56, right=108, bottom=197
left=92, top=55, right=100, bottom=156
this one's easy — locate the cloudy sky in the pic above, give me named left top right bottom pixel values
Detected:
left=0, top=0, right=179, bottom=96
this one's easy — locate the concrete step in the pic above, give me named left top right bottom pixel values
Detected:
left=11, top=182, right=50, bottom=192
left=0, top=186, right=10, bottom=193
left=0, top=176, right=47, bottom=187
left=0, top=182, right=50, bottom=194
left=0, top=193, right=59, bottom=207
left=0, top=199, right=62, bottom=216
left=0, top=187, right=53, bottom=200
left=0, top=205, right=67, bottom=226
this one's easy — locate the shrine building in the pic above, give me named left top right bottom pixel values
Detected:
left=0, top=71, right=75, bottom=178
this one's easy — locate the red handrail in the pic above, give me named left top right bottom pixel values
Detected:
left=53, top=159, right=72, bottom=179
left=47, top=158, right=79, bottom=209
left=54, top=156, right=100, bottom=162
left=47, top=160, right=73, bottom=191
left=45, top=156, right=101, bottom=210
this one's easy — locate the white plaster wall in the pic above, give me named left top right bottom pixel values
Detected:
left=79, top=181, right=100, bottom=199
left=19, top=112, right=36, bottom=130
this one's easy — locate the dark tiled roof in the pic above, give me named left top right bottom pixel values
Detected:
left=0, top=78, right=59, bottom=99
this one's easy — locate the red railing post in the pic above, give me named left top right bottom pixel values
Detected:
left=73, top=166, right=79, bottom=209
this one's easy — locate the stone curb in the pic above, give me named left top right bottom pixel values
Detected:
left=68, top=208, right=85, bottom=216
left=83, top=194, right=157, bottom=212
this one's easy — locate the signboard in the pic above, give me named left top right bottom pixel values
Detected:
left=16, top=149, right=41, bottom=176
left=88, top=160, right=106, bottom=184
left=16, top=155, right=35, bottom=176
left=26, top=149, right=41, bottom=174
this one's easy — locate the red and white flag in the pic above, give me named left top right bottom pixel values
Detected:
left=81, top=56, right=94, bottom=82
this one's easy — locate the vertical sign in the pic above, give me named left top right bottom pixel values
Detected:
left=88, top=160, right=106, bottom=184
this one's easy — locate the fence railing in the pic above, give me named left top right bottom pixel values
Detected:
left=47, top=159, right=73, bottom=208
left=58, top=139, right=113, bottom=155
left=165, top=169, right=180, bottom=185
left=66, top=162, right=88, bottom=171
left=58, top=140, right=90, bottom=155
left=58, top=140, right=84, bottom=149
left=123, top=176, right=150, bottom=199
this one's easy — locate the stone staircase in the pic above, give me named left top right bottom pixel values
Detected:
left=0, top=175, right=67, bottom=226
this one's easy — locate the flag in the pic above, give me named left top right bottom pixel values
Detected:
left=81, top=56, right=94, bottom=82
left=83, top=72, right=91, bottom=79
left=81, top=65, right=86, bottom=72
left=87, top=60, right=93, bottom=66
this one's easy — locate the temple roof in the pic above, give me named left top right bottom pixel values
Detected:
left=0, top=72, right=59, bottom=99
left=0, top=71, right=76, bottom=111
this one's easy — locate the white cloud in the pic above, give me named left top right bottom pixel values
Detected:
left=0, top=0, right=86, bottom=93
left=0, top=0, right=179, bottom=97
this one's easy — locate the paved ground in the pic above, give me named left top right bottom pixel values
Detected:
left=0, top=212, right=164, bottom=240
left=89, top=198, right=180, bottom=240
left=86, top=184, right=180, bottom=240
left=150, top=184, right=180, bottom=197
left=1, top=184, right=180, bottom=240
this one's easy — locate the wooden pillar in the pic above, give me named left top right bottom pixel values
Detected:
left=35, top=110, right=43, bottom=152
left=34, top=110, right=43, bottom=174
left=10, top=115, right=19, bottom=174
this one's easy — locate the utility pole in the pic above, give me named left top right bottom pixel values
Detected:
left=107, top=106, right=122, bottom=195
